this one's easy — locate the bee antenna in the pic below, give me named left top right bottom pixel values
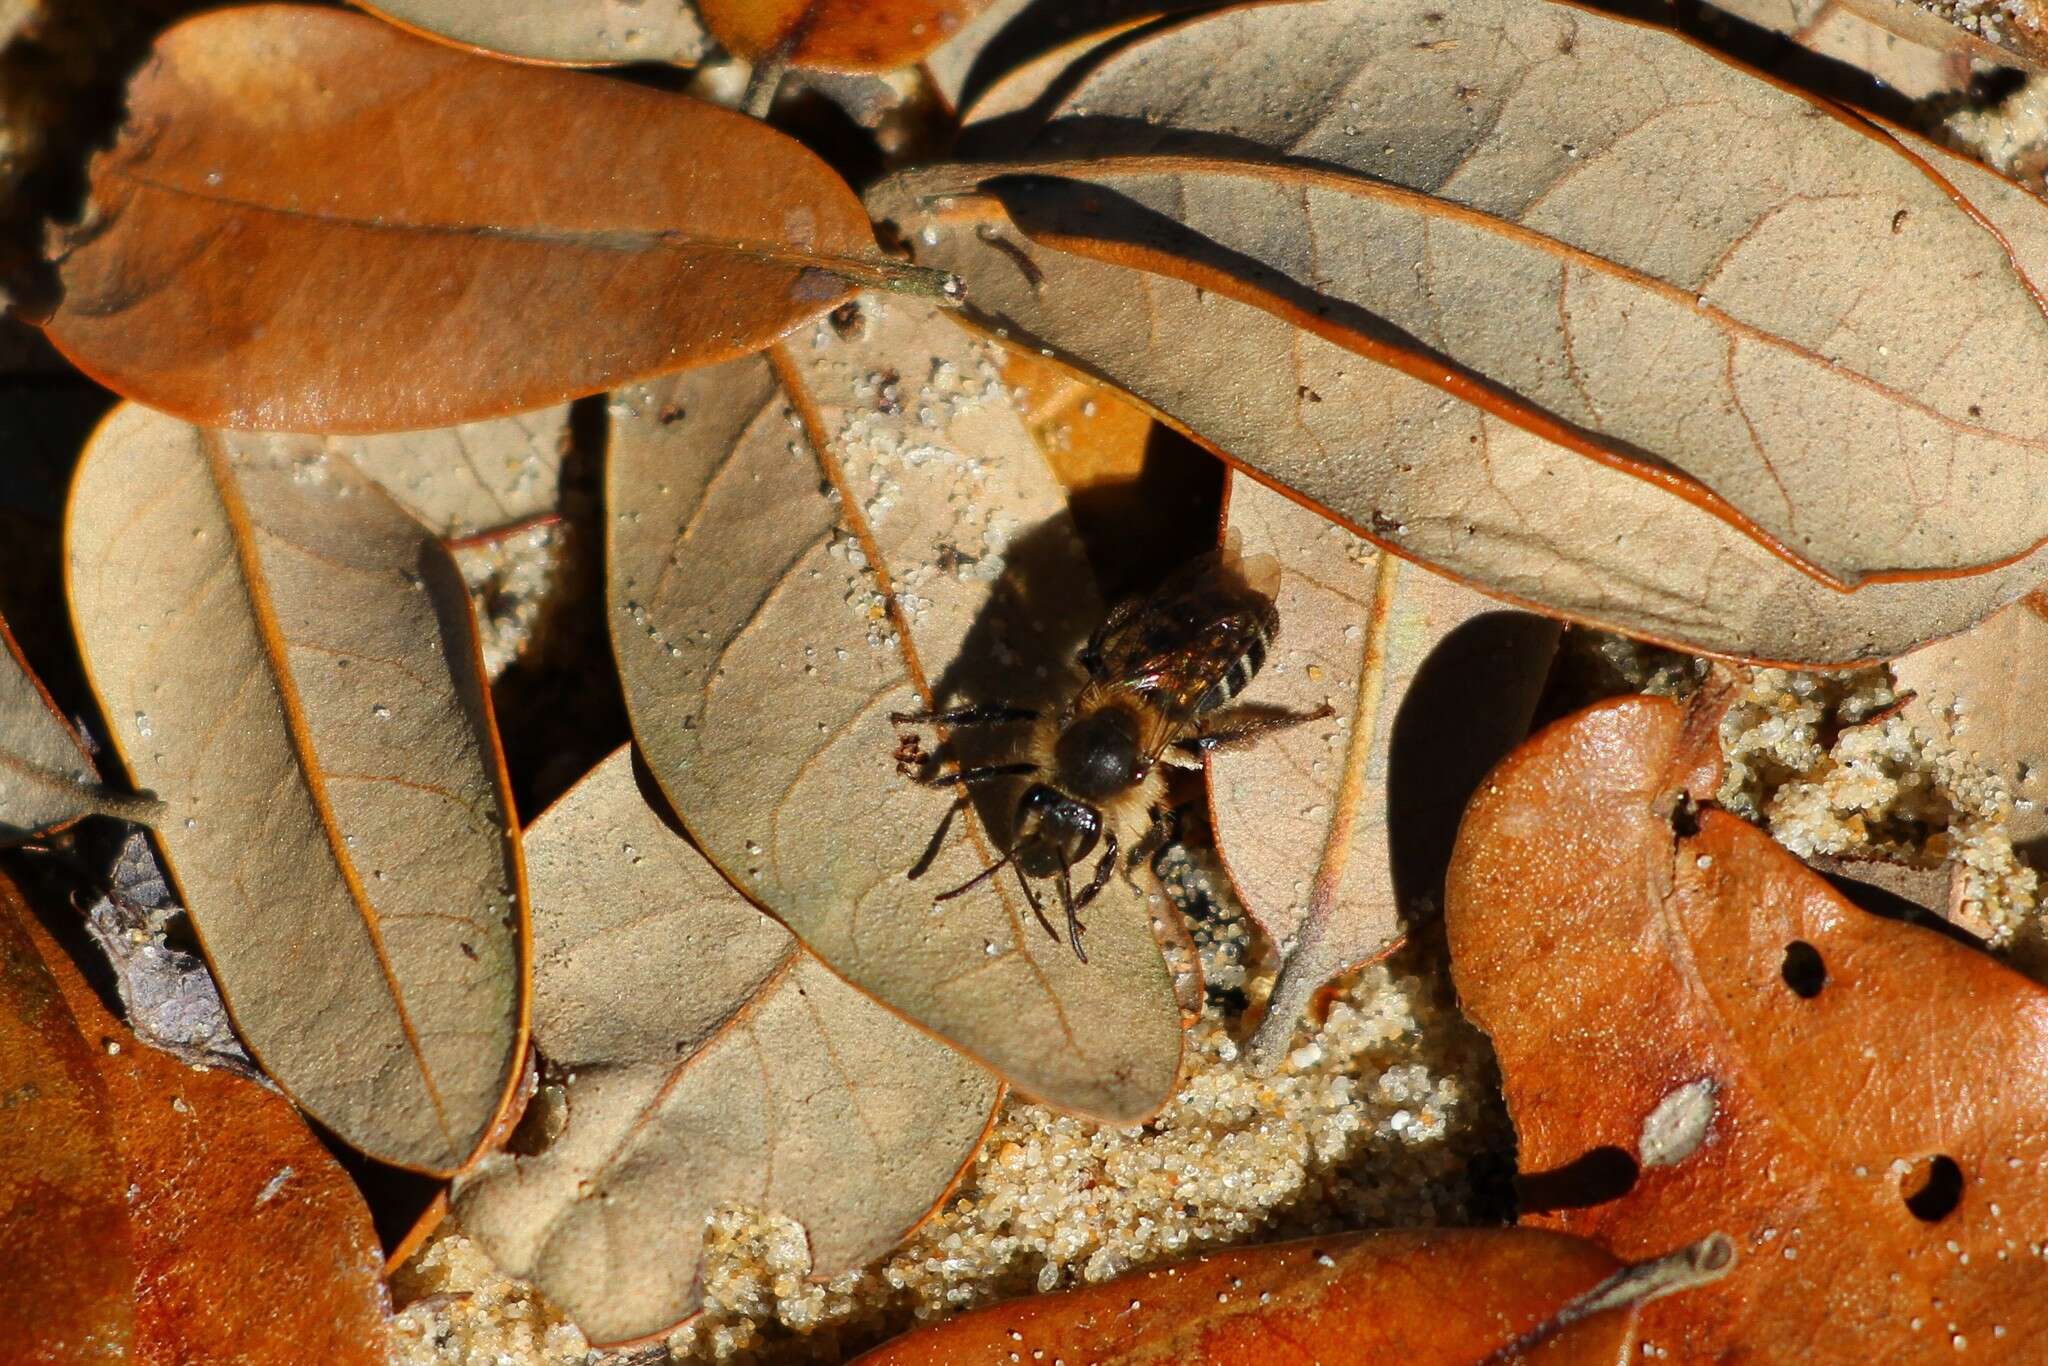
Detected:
left=1055, top=861, right=1088, bottom=964
left=933, top=849, right=1012, bottom=902
left=1014, top=863, right=1060, bottom=945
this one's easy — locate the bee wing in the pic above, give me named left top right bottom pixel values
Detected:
left=1234, top=550, right=1281, bottom=601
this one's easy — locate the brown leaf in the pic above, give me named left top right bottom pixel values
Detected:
left=1893, top=591, right=2048, bottom=860
left=40, top=6, right=904, bottom=433
left=0, top=609, right=160, bottom=841
left=869, top=0, right=2048, bottom=658
left=869, top=178, right=2048, bottom=666
left=66, top=403, right=528, bottom=1173
left=1713, top=0, right=2046, bottom=95
left=356, top=0, right=711, bottom=66
left=453, top=746, right=1000, bottom=1346
left=19, top=904, right=391, bottom=1363
left=1446, top=692, right=2048, bottom=1358
left=702, top=0, right=991, bottom=71
left=0, top=877, right=135, bottom=1363
left=852, top=1227, right=1726, bottom=1364
left=1211, top=475, right=1557, bottom=1069
left=606, top=296, right=1184, bottom=1122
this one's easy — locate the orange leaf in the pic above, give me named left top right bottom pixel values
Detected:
left=40, top=6, right=902, bottom=433
left=852, top=1228, right=1725, bottom=1364
left=702, top=0, right=992, bottom=72
left=1446, top=692, right=2048, bottom=1359
left=17, top=900, right=391, bottom=1362
left=0, top=878, right=134, bottom=1363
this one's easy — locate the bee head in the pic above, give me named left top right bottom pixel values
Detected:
left=1011, top=782, right=1103, bottom=877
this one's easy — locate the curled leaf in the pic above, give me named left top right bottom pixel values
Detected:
left=1892, top=590, right=2048, bottom=859
left=357, top=0, right=711, bottom=66
left=454, top=747, right=999, bottom=1346
left=1211, top=476, right=1556, bottom=1069
left=853, top=1227, right=1699, bottom=1364
left=19, top=905, right=390, bottom=1364
left=42, top=6, right=894, bottom=433
left=0, top=877, right=134, bottom=1363
left=868, top=179, right=2048, bottom=665
left=1446, top=693, right=2048, bottom=1358
left=607, top=296, right=1183, bottom=1122
left=67, top=403, right=528, bottom=1173
left=871, top=0, right=2048, bottom=659
left=0, top=610, right=160, bottom=840
left=701, top=0, right=991, bottom=71
left=1713, top=0, right=2045, bottom=95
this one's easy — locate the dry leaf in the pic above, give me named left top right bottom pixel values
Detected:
left=0, top=876, right=135, bottom=1363
left=852, top=1227, right=1727, bottom=1364
left=1000, top=349, right=1220, bottom=598
left=606, top=295, right=1183, bottom=1122
left=67, top=402, right=528, bottom=1173
left=19, top=906, right=391, bottom=1363
left=701, top=0, right=991, bottom=71
left=1210, top=476, right=1557, bottom=1069
left=357, top=0, right=710, bottom=66
left=921, top=0, right=1200, bottom=123
left=1446, top=692, right=2048, bottom=1359
left=453, top=747, right=999, bottom=1346
left=868, top=179, right=2048, bottom=665
left=870, top=0, right=2048, bottom=658
left=40, top=6, right=904, bottom=433
left=0, top=609, right=159, bottom=840
left=1893, top=590, right=2048, bottom=860
left=320, top=407, right=569, bottom=541
left=1714, top=0, right=2046, bottom=94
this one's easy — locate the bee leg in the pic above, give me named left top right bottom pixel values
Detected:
left=1121, top=805, right=1182, bottom=892
left=889, top=702, right=1039, bottom=727
left=1172, top=702, right=1335, bottom=757
left=903, top=760, right=1040, bottom=788
left=1014, top=864, right=1061, bottom=946
left=1075, top=831, right=1118, bottom=910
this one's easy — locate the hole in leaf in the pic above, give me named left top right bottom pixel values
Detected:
left=1780, top=941, right=1826, bottom=998
left=1668, top=793, right=1701, bottom=838
left=1516, top=1145, right=1638, bottom=1215
left=1902, top=1154, right=1964, bottom=1223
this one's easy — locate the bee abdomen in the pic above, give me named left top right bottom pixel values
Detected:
left=1202, top=617, right=1274, bottom=711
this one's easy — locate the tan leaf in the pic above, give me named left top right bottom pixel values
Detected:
left=700, top=0, right=991, bottom=72
left=66, top=402, right=528, bottom=1173
left=40, top=6, right=911, bottom=433
left=314, top=408, right=569, bottom=541
left=866, top=180, right=2048, bottom=665
left=922, top=0, right=1198, bottom=123
left=1211, top=475, right=1557, bottom=1069
left=453, top=746, right=999, bottom=1346
left=19, top=905, right=391, bottom=1364
left=356, top=0, right=710, bottom=66
left=1713, top=0, right=2045, bottom=95
left=1893, top=590, right=2048, bottom=858
left=607, top=295, right=1184, bottom=1122
left=1446, top=692, right=2048, bottom=1358
left=0, top=610, right=160, bottom=841
left=0, top=876, right=135, bottom=1363
left=990, top=0, right=2048, bottom=588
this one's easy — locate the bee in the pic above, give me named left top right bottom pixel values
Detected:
left=893, top=539, right=1332, bottom=961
